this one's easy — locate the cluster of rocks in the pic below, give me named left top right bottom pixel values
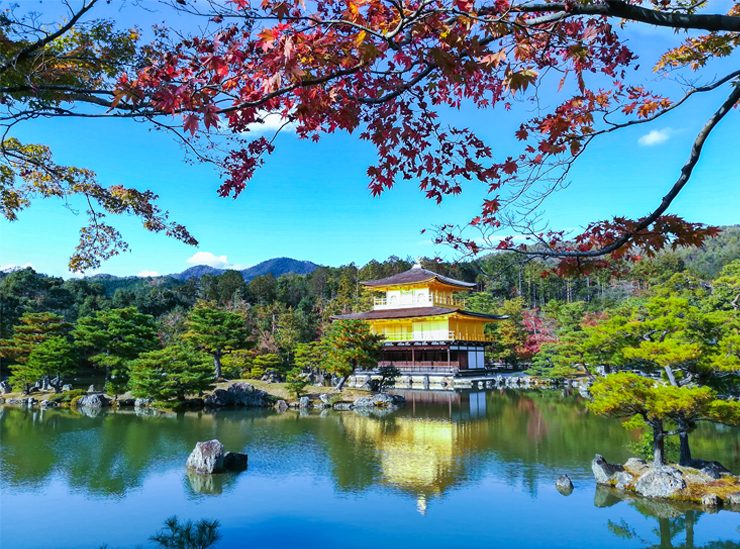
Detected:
left=0, top=378, right=74, bottom=396
left=204, top=382, right=271, bottom=408
left=592, top=454, right=740, bottom=509
left=186, top=440, right=248, bottom=474
left=273, top=392, right=406, bottom=413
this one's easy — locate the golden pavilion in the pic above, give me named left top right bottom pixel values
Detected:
left=331, top=263, right=505, bottom=375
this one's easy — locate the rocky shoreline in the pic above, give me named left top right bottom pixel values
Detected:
left=0, top=380, right=405, bottom=414
left=591, top=454, right=740, bottom=511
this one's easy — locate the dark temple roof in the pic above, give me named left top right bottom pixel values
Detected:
left=331, top=307, right=506, bottom=321
left=361, top=265, right=476, bottom=289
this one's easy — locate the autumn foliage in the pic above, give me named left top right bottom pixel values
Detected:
left=3, top=1, right=739, bottom=270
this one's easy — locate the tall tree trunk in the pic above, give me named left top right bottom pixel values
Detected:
left=334, top=376, right=346, bottom=392
left=213, top=354, right=222, bottom=379
left=581, top=363, right=596, bottom=382
left=677, top=414, right=693, bottom=466
left=651, top=419, right=666, bottom=466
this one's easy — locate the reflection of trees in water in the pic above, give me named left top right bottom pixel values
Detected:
left=2, top=392, right=739, bottom=505
left=597, top=486, right=740, bottom=549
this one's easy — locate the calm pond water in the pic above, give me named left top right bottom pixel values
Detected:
left=1, top=389, right=739, bottom=549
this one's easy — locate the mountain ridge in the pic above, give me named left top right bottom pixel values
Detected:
left=168, top=257, right=319, bottom=281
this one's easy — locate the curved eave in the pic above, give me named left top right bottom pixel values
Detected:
left=331, top=308, right=507, bottom=322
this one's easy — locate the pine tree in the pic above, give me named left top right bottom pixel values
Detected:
left=1, top=312, right=69, bottom=393
left=129, top=345, right=214, bottom=402
left=182, top=301, right=251, bottom=378
left=73, top=307, right=159, bottom=395
left=285, top=367, right=309, bottom=398
left=26, top=335, right=77, bottom=393
left=323, top=320, right=382, bottom=390
left=251, top=353, right=282, bottom=379
left=294, top=341, right=326, bottom=372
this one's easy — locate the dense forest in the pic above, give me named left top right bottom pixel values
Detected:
left=1, top=226, right=739, bottom=387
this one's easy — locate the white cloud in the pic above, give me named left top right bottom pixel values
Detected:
left=137, top=270, right=160, bottom=277
left=247, top=111, right=297, bottom=134
left=1, top=263, right=34, bottom=273
left=219, top=110, right=296, bottom=135
left=186, top=252, right=236, bottom=269
left=638, top=128, right=672, bottom=147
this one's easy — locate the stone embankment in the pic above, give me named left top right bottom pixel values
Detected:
left=592, top=454, right=740, bottom=510
left=347, top=373, right=593, bottom=394
left=0, top=380, right=405, bottom=414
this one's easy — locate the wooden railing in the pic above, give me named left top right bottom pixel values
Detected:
left=379, top=331, right=494, bottom=343
left=373, top=293, right=466, bottom=310
left=378, top=361, right=460, bottom=374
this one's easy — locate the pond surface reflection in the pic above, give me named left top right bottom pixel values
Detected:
left=1, top=390, right=738, bottom=548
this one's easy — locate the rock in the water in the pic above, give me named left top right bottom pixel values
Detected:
left=275, top=399, right=288, bottom=412
left=61, top=384, right=74, bottom=392
left=372, top=393, right=405, bottom=407
left=117, top=398, right=135, bottom=407
left=701, top=494, right=722, bottom=508
left=205, top=383, right=270, bottom=408
left=299, top=396, right=310, bottom=408
left=0, top=380, right=12, bottom=394
left=692, top=459, right=731, bottom=480
left=6, top=398, right=20, bottom=404
left=635, top=466, right=687, bottom=499
left=223, top=451, right=248, bottom=471
left=40, top=399, right=58, bottom=408
left=333, top=402, right=352, bottom=411
left=556, top=474, right=574, bottom=492
left=352, top=396, right=375, bottom=408
left=134, top=398, right=151, bottom=408
left=726, top=492, right=740, bottom=505
left=592, top=454, right=625, bottom=485
left=624, top=457, right=648, bottom=471
left=186, top=440, right=225, bottom=474
left=76, top=393, right=111, bottom=408
left=615, top=472, right=634, bottom=490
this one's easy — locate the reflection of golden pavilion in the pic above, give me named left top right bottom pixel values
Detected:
left=340, top=401, right=490, bottom=514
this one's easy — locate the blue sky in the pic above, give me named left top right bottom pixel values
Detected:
left=1, top=2, right=738, bottom=278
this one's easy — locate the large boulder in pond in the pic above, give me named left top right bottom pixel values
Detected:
left=186, top=440, right=248, bottom=474
left=373, top=393, right=405, bottom=407
left=75, top=393, right=111, bottom=408
left=691, top=459, right=731, bottom=480
left=223, top=452, right=248, bottom=471
left=205, top=383, right=270, bottom=408
left=635, top=466, right=687, bottom=499
left=187, top=440, right=226, bottom=474
left=352, top=397, right=375, bottom=408
left=592, top=454, right=624, bottom=485
left=556, top=474, right=574, bottom=495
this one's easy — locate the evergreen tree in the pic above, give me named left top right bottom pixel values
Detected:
left=323, top=320, right=382, bottom=390
left=73, top=307, right=159, bottom=395
left=0, top=312, right=69, bottom=392
left=129, top=345, right=214, bottom=402
left=294, top=341, right=326, bottom=373
left=251, top=353, right=282, bottom=379
left=182, top=301, right=251, bottom=378
left=285, top=367, right=309, bottom=398
left=26, top=335, right=77, bottom=393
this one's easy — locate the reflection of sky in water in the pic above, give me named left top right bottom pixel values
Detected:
left=1, top=391, right=739, bottom=548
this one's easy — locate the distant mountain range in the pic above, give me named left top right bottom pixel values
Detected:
left=168, top=257, right=319, bottom=282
